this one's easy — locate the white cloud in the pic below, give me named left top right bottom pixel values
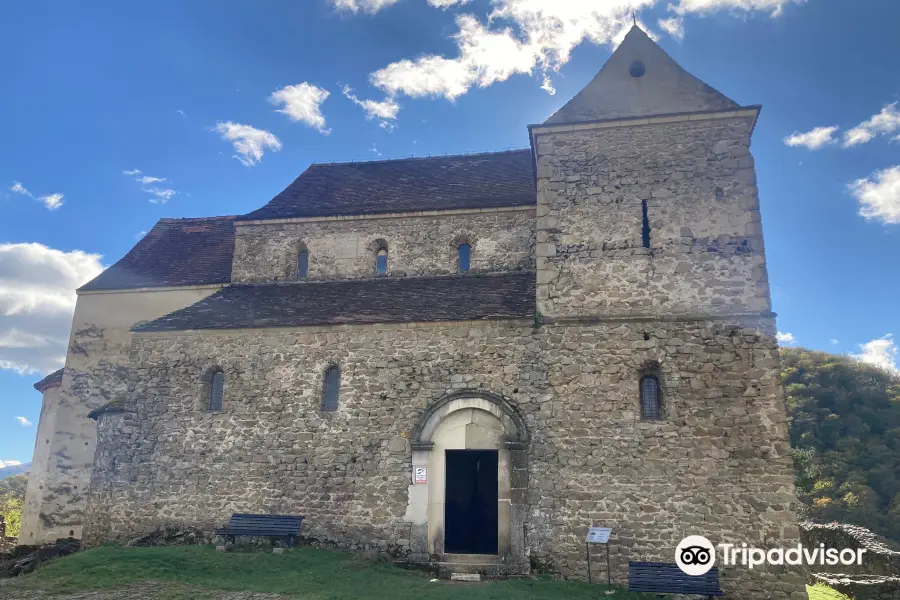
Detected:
left=146, top=188, right=176, bottom=204
left=540, top=75, right=556, bottom=95
left=852, top=334, right=898, bottom=375
left=783, top=125, right=838, bottom=150
left=9, top=181, right=64, bottom=211
left=342, top=85, right=400, bottom=129
left=213, top=121, right=282, bottom=167
left=0, top=460, right=22, bottom=468
left=371, top=13, right=538, bottom=101
left=14, top=416, right=32, bottom=427
left=269, top=83, right=331, bottom=134
left=122, top=171, right=178, bottom=203
left=428, top=0, right=470, bottom=6
left=137, top=176, right=167, bottom=185
left=0, top=243, right=104, bottom=375
left=10, top=182, right=31, bottom=197
left=331, top=0, right=400, bottom=12
left=848, top=165, right=900, bottom=225
left=658, top=17, right=685, bottom=40
left=39, top=193, right=64, bottom=210
left=842, top=103, right=900, bottom=148
left=776, top=331, right=795, bottom=345
left=367, top=0, right=801, bottom=103
left=830, top=338, right=839, bottom=345
left=671, top=0, right=803, bottom=17
left=370, top=143, right=382, bottom=156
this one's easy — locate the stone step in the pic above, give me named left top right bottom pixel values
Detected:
left=436, top=560, right=531, bottom=579
left=450, top=573, right=481, bottom=582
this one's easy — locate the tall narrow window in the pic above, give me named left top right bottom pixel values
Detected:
left=323, top=365, right=340, bottom=411
left=376, top=248, right=388, bottom=275
left=209, top=371, right=225, bottom=411
left=641, top=200, right=651, bottom=249
left=458, top=243, right=471, bottom=273
left=640, top=375, right=661, bottom=420
left=297, top=249, right=309, bottom=278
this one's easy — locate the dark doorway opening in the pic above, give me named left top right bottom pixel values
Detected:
left=444, top=450, right=498, bottom=555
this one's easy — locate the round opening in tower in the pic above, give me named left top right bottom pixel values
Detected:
left=629, top=60, right=646, bottom=77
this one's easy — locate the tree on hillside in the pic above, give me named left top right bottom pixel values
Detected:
left=0, top=474, right=28, bottom=537
left=782, top=348, right=900, bottom=544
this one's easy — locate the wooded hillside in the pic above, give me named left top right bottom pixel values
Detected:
left=782, top=347, right=900, bottom=545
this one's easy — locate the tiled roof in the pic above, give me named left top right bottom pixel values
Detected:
left=79, top=217, right=236, bottom=291
left=134, top=272, right=535, bottom=332
left=238, top=150, right=536, bottom=221
left=34, top=368, right=64, bottom=392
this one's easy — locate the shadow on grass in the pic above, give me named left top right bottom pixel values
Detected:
left=14, top=545, right=653, bottom=599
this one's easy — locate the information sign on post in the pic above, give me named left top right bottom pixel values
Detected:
left=585, top=527, right=613, bottom=587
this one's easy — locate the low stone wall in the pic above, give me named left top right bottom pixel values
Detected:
left=800, top=522, right=900, bottom=578
left=812, top=574, right=900, bottom=600
left=801, top=522, right=900, bottom=599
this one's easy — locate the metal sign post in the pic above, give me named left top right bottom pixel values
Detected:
left=585, top=527, right=612, bottom=587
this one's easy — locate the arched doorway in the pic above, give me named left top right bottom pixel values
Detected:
left=404, top=391, right=529, bottom=569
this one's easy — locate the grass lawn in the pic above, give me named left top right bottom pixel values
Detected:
left=8, top=545, right=650, bottom=599
left=806, top=583, right=851, bottom=600
left=4, top=545, right=849, bottom=600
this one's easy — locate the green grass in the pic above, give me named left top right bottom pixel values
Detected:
left=12, top=545, right=650, bottom=599
left=806, top=583, right=851, bottom=600
left=9, top=546, right=852, bottom=600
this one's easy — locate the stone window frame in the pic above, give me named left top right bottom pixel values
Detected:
left=200, top=366, right=226, bottom=412
left=297, top=242, right=310, bottom=279
left=321, top=364, right=341, bottom=412
left=368, top=238, right=389, bottom=276
left=638, top=361, right=664, bottom=421
left=451, top=234, right=475, bottom=274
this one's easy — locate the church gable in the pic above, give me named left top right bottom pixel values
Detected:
left=545, top=26, right=739, bottom=124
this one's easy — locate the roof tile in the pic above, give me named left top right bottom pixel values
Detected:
left=134, top=272, right=535, bottom=332
left=79, top=217, right=236, bottom=291
left=238, top=150, right=535, bottom=221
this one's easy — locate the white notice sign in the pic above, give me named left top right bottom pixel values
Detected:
left=414, top=466, right=427, bottom=484
left=586, top=527, right=612, bottom=544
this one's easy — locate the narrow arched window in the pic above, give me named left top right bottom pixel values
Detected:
left=297, top=249, right=309, bottom=278
left=376, top=248, right=388, bottom=275
left=323, top=365, right=340, bottom=411
left=640, top=375, right=661, bottom=420
left=209, top=371, right=225, bottom=411
left=458, top=243, right=471, bottom=273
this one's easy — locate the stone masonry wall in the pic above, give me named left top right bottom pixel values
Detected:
left=231, top=209, right=535, bottom=283
left=85, top=316, right=805, bottom=599
left=534, top=116, right=771, bottom=317
left=18, top=287, right=219, bottom=544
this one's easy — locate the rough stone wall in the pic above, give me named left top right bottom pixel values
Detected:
left=19, top=287, right=220, bottom=544
left=231, top=209, right=534, bottom=283
left=800, top=522, right=900, bottom=577
left=85, top=316, right=805, bottom=598
left=84, top=320, right=540, bottom=552
left=19, top=384, right=61, bottom=544
left=534, top=116, right=770, bottom=317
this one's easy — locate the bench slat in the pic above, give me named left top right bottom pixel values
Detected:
left=217, top=513, right=305, bottom=539
left=628, top=562, right=723, bottom=597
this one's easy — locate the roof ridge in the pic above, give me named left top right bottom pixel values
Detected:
left=308, top=148, right=532, bottom=168
left=157, top=215, right=237, bottom=223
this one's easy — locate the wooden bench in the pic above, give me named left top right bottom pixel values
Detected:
left=214, top=513, right=304, bottom=547
left=628, top=561, right=724, bottom=598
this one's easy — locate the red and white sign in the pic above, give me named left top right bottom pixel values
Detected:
left=414, top=466, right=427, bottom=484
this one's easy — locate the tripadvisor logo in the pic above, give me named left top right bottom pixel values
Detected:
left=675, top=535, right=867, bottom=575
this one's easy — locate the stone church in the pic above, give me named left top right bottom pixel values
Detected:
left=22, top=26, right=807, bottom=599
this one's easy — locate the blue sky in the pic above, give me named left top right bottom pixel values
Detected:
left=1, top=0, right=898, bottom=463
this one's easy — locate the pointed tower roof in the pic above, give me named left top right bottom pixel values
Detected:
left=545, top=26, right=739, bottom=124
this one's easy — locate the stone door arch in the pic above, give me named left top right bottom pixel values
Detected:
left=404, top=390, right=529, bottom=570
